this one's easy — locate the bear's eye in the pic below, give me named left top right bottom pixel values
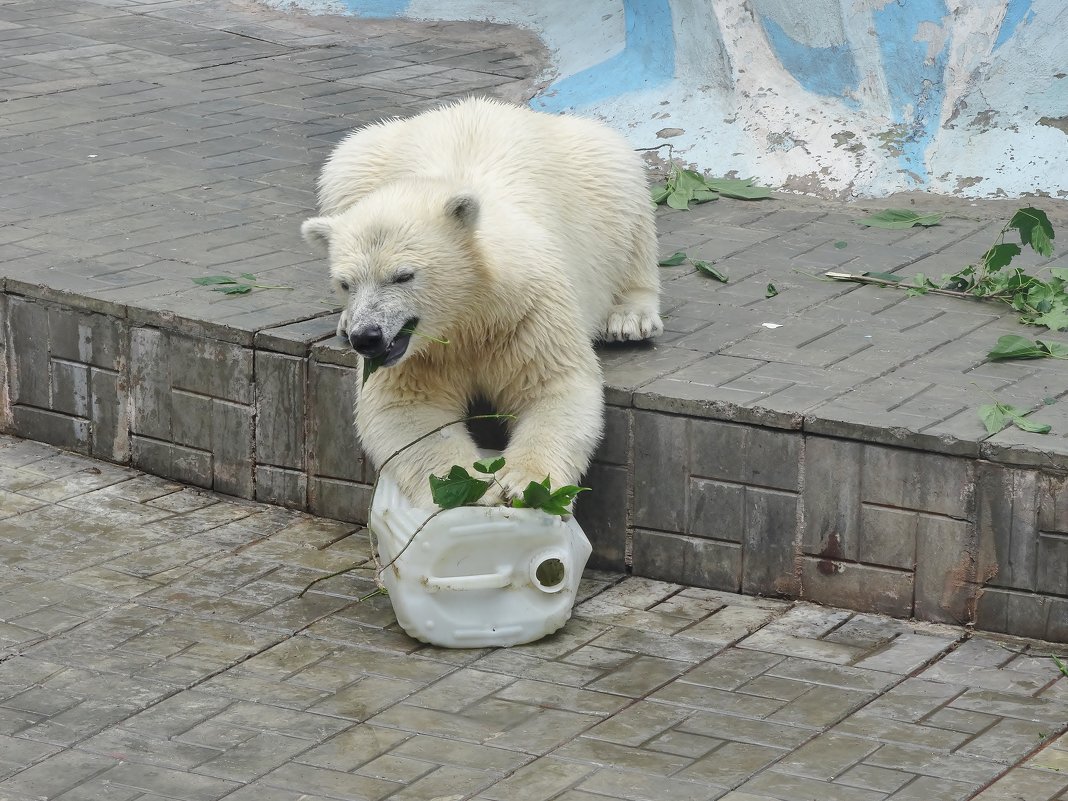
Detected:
left=339, top=281, right=350, bottom=292
left=393, top=271, right=414, bottom=285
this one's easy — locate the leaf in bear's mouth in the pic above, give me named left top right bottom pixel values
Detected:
left=362, top=354, right=387, bottom=385
left=360, top=319, right=426, bottom=386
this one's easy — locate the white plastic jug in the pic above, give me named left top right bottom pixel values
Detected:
left=369, top=466, right=593, bottom=648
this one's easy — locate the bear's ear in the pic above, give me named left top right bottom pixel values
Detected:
left=444, top=194, right=479, bottom=228
left=301, top=217, right=335, bottom=252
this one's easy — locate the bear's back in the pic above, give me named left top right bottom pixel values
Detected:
left=317, top=98, right=648, bottom=223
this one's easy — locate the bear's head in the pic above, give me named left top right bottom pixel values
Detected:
left=301, top=181, right=485, bottom=368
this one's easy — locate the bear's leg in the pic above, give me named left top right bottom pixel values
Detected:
left=357, top=395, right=484, bottom=508
left=602, top=222, right=664, bottom=342
left=496, top=371, right=604, bottom=501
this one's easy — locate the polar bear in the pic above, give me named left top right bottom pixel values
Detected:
left=301, top=97, right=661, bottom=507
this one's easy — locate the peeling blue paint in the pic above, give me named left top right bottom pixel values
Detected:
left=759, top=16, right=860, bottom=104
left=994, top=0, right=1034, bottom=50
left=872, top=0, right=949, bottom=184
left=342, top=0, right=409, bottom=18
left=531, top=0, right=674, bottom=113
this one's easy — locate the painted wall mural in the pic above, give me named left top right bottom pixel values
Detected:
left=280, top=0, right=1068, bottom=198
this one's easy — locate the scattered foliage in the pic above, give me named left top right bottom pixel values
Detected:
left=656, top=251, right=728, bottom=282
left=192, top=273, right=291, bottom=295
left=651, top=163, right=771, bottom=210
left=857, top=209, right=945, bottom=229
left=765, top=283, right=778, bottom=298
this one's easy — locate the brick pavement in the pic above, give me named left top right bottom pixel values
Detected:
left=2, top=0, right=1068, bottom=637
left=0, top=433, right=1067, bottom=801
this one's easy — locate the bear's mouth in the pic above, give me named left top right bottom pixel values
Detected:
left=381, top=317, right=420, bottom=367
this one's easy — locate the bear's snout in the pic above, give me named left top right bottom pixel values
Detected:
left=350, top=324, right=385, bottom=357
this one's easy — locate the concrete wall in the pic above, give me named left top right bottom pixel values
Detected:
left=280, top=0, right=1068, bottom=199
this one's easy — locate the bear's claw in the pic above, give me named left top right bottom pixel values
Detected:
left=336, top=307, right=352, bottom=339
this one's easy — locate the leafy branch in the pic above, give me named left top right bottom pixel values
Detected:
left=192, top=273, right=292, bottom=295
left=430, top=455, right=589, bottom=517
left=828, top=207, right=1067, bottom=333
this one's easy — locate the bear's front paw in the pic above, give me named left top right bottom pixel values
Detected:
left=493, top=465, right=553, bottom=505
left=475, top=483, right=506, bottom=507
left=336, top=307, right=352, bottom=339
left=604, top=307, right=663, bottom=342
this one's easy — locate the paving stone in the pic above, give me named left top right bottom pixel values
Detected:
left=973, top=767, right=1068, bottom=800
left=481, top=757, right=596, bottom=801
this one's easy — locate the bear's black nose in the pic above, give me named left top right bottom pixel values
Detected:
left=350, top=324, right=385, bottom=356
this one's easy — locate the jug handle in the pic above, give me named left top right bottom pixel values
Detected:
left=425, top=570, right=511, bottom=591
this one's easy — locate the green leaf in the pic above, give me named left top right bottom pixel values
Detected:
left=1032, top=304, right=1068, bottom=331
left=539, top=503, right=571, bottom=516
left=1010, top=207, right=1055, bottom=257
left=691, top=188, right=720, bottom=202
left=473, top=456, right=506, bottom=474
left=1036, top=340, right=1068, bottom=358
left=983, top=401, right=1054, bottom=435
left=519, top=479, right=553, bottom=509
left=674, top=168, right=708, bottom=192
left=978, top=403, right=1010, bottom=435
left=429, top=465, right=490, bottom=509
left=240, top=272, right=257, bottom=282
left=982, top=243, right=1022, bottom=272
left=1054, top=654, right=1068, bottom=678
left=665, top=189, right=692, bottom=210
left=650, top=184, right=670, bottom=205
left=857, top=209, right=945, bottom=229
left=834, top=240, right=848, bottom=249
left=212, top=284, right=253, bottom=294
left=766, top=283, right=778, bottom=298
left=658, top=251, right=688, bottom=267
left=1011, top=413, right=1052, bottom=434
left=1050, top=267, right=1068, bottom=281
left=863, top=271, right=902, bottom=283
left=362, top=354, right=386, bottom=386
left=549, top=485, right=589, bottom=505
left=693, top=260, right=728, bottom=282
left=987, top=334, right=1048, bottom=361
left=704, top=177, right=772, bottom=200
left=192, top=276, right=238, bottom=285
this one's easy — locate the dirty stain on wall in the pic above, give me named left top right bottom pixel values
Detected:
left=281, top=0, right=1068, bottom=199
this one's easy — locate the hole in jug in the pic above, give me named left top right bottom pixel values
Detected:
left=535, top=558, right=565, bottom=590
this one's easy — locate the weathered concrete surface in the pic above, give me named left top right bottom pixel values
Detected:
left=284, top=0, right=1068, bottom=199
left=1, top=434, right=1068, bottom=801
left=2, top=0, right=1068, bottom=639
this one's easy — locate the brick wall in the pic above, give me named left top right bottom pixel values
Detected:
left=2, top=292, right=1066, bottom=640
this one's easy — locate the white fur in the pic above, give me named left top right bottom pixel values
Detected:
left=303, top=97, right=662, bottom=506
